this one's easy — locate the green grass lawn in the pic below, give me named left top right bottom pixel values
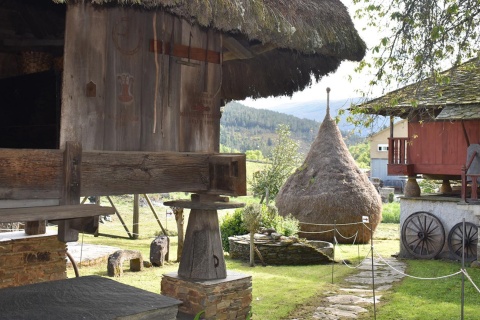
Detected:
left=66, top=197, right=480, bottom=320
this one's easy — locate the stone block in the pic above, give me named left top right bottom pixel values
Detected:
left=150, top=235, right=169, bottom=266
left=107, top=250, right=143, bottom=277
left=161, top=272, right=252, bottom=320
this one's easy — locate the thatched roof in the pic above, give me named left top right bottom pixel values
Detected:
left=52, top=0, right=366, bottom=100
left=355, top=58, right=480, bottom=119
left=276, top=99, right=382, bottom=244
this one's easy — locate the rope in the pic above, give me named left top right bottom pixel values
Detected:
left=299, top=229, right=335, bottom=234
left=335, top=229, right=359, bottom=241
left=300, top=221, right=365, bottom=227
left=333, top=237, right=372, bottom=269
left=462, top=269, right=480, bottom=294
left=374, top=250, right=463, bottom=280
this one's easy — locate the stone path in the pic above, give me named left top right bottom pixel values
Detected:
left=295, top=256, right=406, bottom=320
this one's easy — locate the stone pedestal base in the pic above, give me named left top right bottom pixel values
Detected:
left=161, top=272, right=252, bottom=320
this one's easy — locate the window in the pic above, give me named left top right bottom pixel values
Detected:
left=378, top=144, right=388, bottom=152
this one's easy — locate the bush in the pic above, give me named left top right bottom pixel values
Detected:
left=382, top=202, right=400, bottom=223
left=388, top=192, right=395, bottom=203
left=220, top=204, right=300, bottom=252
left=277, top=214, right=300, bottom=236
left=220, top=209, right=248, bottom=252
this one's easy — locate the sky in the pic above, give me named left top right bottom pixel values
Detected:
left=239, top=1, right=380, bottom=110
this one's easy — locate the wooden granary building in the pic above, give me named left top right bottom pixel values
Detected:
left=0, top=0, right=365, bottom=318
left=358, top=59, right=480, bottom=262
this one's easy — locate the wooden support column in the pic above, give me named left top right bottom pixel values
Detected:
left=404, top=176, right=421, bottom=197
left=133, top=194, right=139, bottom=240
left=24, top=220, right=46, bottom=235
left=58, top=141, right=82, bottom=242
left=165, top=194, right=244, bottom=280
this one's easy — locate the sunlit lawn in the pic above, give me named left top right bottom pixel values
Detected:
left=65, top=197, right=480, bottom=319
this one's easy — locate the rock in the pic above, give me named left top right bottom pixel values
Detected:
left=150, top=235, right=170, bottom=267
left=470, top=260, right=480, bottom=269
left=107, top=250, right=143, bottom=277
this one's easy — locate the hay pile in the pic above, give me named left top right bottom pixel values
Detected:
left=276, top=97, right=382, bottom=244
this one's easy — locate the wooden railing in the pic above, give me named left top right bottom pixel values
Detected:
left=388, top=137, right=409, bottom=165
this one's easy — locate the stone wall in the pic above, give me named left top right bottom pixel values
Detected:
left=400, top=197, right=479, bottom=259
left=229, top=237, right=332, bottom=265
left=161, top=272, right=252, bottom=320
left=0, top=231, right=67, bottom=289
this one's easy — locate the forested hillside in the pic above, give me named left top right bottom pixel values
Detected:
left=220, top=102, right=363, bottom=156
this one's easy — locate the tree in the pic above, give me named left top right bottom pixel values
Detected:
left=250, top=124, right=301, bottom=203
left=353, top=0, right=480, bottom=94
left=242, top=204, right=262, bottom=267
left=348, top=141, right=370, bottom=169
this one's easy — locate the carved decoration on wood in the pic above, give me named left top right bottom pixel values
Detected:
left=117, top=73, right=134, bottom=103
left=112, top=16, right=142, bottom=55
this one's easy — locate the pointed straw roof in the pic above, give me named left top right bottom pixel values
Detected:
left=53, top=0, right=366, bottom=100
left=276, top=89, right=382, bottom=244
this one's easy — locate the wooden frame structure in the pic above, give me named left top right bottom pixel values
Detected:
left=0, top=141, right=246, bottom=242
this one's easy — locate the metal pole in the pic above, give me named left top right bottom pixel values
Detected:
left=461, top=218, right=465, bottom=320
left=332, top=220, right=336, bottom=284
left=371, top=221, right=377, bottom=320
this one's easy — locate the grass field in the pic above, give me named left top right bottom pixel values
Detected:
left=64, top=196, right=480, bottom=320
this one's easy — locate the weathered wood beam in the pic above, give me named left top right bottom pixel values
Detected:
left=0, top=149, right=210, bottom=200
left=149, top=40, right=220, bottom=64
left=0, top=149, right=245, bottom=199
left=2, top=39, right=64, bottom=47
left=57, top=141, right=82, bottom=242
left=222, top=39, right=276, bottom=62
left=0, top=148, right=64, bottom=201
left=0, top=205, right=114, bottom=223
left=222, top=36, right=254, bottom=61
left=81, top=151, right=210, bottom=196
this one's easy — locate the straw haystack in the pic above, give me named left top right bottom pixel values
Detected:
left=276, top=91, right=382, bottom=244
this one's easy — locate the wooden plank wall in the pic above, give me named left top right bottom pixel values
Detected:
left=408, top=120, right=480, bottom=175
left=61, top=3, right=222, bottom=153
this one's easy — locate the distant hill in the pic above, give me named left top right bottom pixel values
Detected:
left=220, top=101, right=365, bottom=156
left=247, top=98, right=366, bottom=133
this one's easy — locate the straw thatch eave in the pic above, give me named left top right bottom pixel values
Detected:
left=55, top=0, right=365, bottom=58
left=54, top=0, right=366, bottom=99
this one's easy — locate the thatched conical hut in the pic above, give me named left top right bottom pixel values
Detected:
left=276, top=90, right=382, bottom=244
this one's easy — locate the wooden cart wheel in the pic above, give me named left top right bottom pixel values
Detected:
left=401, top=211, right=445, bottom=259
left=447, top=222, right=478, bottom=261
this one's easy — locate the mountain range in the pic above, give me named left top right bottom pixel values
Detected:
left=220, top=100, right=366, bottom=157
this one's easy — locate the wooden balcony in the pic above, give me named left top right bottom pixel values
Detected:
left=388, top=137, right=414, bottom=176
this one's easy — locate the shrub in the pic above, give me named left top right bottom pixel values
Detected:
left=388, top=192, right=395, bottom=203
left=220, top=209, right=248, bottom=252
left=277, top=214, right=300, bottom=236
left=382, top=202, right=400, bottom=223
left=220, top=204, right=301, bottom=252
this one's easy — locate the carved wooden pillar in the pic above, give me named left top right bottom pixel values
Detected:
left=58, top=141, right=82, bottom=242
left=440, top=179, right=452, bottom=194
left=165, top=194, right=243, bottom=280
left=404, top=176, right=421, bottom=197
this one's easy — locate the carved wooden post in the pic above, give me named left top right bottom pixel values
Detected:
left=165, top=194, right=243, bottom=280
left=58, top=141, right=82, bottom=242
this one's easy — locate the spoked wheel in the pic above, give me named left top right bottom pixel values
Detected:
left=401, top=211, right=445, bottom=259
left=447, top=222, right=478, bottom=261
